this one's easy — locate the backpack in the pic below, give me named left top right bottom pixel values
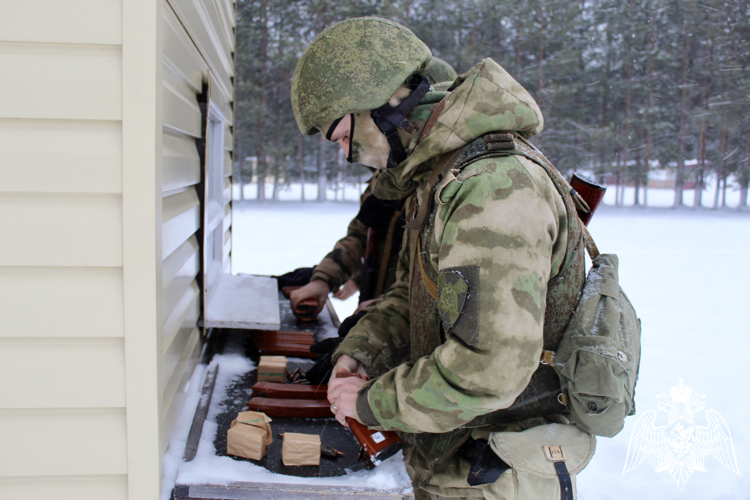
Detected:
left=551, top=231, right=642, bottom=438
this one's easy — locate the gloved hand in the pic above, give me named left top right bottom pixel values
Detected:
left=272, top=267, right=315, bottom=289
left=304, top=310, right=368, bottom=385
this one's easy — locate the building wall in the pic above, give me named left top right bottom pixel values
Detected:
left=0, top=1, right=129, bottom=499
left=0, top=0, right=233, bottom=498
left=160, top=0, right=234, bottom=455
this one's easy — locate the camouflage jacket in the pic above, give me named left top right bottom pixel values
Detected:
left=334, top=59, right=581, bottom=437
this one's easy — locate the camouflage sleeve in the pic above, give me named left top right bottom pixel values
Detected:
left=309, top=172, right=377, bottom=291
left=354, top=156, right=569, bottom=433
left=332, top=220, right=413, bottom=376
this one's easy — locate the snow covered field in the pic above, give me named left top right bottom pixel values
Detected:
left=166, top=194, right=750, bottom=499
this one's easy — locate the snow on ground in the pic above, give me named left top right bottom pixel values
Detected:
left=168, top=351, right=411, bottom=494
left=165, top=189, right=750, bottom=498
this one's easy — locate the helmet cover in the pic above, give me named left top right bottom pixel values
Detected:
left=291, top=17, right=432, bottom=135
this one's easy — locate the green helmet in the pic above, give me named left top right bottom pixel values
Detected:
left=291, top=17, right=432, bottom=136
left=421, top=57, right=458, bottom=85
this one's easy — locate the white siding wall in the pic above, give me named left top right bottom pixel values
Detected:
left=0, top=1, right=128, bottom=499
left=160, top=0, right=234, bottom=455
left=0, top=0, right=233, bottom=498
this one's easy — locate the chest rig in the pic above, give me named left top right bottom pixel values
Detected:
left=405, top=131, right=587, bottom=465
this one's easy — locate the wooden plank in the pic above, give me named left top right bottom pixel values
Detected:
left=0, top=0, right=122, bottom=46
left=0, top=193, right=122, bottom=267
left=0, top=266, right=124, bottom=338
left=0, top=338, right=125, bottom=409
left=163, top=69, right=202, bottom=139
left=0, top=43, right=121, bottom=121
left=164, top=3, right=208, bottom=93
left=0, top=119, right=121, bottom=194
left=0, top=409, right=127, bottom=476
left=0, top=475, right=128, bottom=500
left=163, top=130, right=201, bottom=193
left=177, top=483, right=413, bottom=500
left=183, top=364, right=218, bottom=461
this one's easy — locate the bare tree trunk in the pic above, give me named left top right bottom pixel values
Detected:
left=740, top=133, right=750, bottom=209
left=536, top=1, right=546, bottom=148
left=298, top=135, right=305, bottom=201
left=714, top=123, right=728, bottom=208
left=272, top=159, right=280, bottom=201
left=674, top=10, right=693, bottom=209
left=255, top=0, right=269, bottom=202
left=643, top=1, right=655, bottom=208
left=623, top=0, right=633, bottom=205
left=317, top=134, right=326, bottom=202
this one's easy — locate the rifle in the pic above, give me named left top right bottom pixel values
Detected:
left=335, top=371, right=403, bottom=468
left=569, top=173, right=606, bottom=226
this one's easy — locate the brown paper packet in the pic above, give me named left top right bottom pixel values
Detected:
left=227, top=411, right=273, bottom=460
left=282, top=432, right=321, bottom=466
left=257, top=355, right=288, bottom=382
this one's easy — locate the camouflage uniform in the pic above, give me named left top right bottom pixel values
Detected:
left=333, top=58, right=593, bottom=498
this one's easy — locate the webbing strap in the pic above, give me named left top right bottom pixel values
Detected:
left=416, top=237, right=439, bottom=300
left=374, top=206, right=404, bottom=298
left=554, top=461, right=574, bottom=500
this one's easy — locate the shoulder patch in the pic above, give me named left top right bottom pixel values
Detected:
left=437, top=265, right=480, bottom=346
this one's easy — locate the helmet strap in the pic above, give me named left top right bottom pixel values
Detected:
left=370, top=74, right=431, bottom=168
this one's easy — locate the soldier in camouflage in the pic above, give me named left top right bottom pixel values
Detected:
left=291, top=17, right=595, bottom=499
left=290, top=59, right=457, bottom=312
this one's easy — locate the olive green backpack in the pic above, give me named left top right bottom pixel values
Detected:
left=552, top=229, right=642, bottom=438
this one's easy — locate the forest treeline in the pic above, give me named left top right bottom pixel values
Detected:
left=233, top=0, right=750, bottom=208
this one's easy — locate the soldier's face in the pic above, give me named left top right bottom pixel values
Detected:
left=326, top=113, right=390, bottom=170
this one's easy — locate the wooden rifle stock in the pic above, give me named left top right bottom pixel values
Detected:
left=335, top=371, right=403, bottom=466
left=569, top=173, right=606, bottom=226
left=255, top=342, right=316, bottom=358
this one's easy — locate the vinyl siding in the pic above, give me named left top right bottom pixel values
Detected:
left=0, top=0, right=233, bottom=497
left=0, top=1, right=128, bottom=498
left=159, top=0, right=234, bottom=466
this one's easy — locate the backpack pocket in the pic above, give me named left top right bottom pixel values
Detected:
left=554, top=254, right=641, bottom=438
left=488, top=423, right=596, bottom=499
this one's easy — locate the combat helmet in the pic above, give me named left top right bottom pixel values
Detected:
left=422, top=57, right=458, bottom=85
left=291, top=17, right=432, bottom=136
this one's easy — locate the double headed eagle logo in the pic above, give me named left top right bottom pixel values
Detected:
left=622, top=379, right=740, bottom=489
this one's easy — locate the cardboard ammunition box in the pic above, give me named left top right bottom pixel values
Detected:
left=282, top=432, right=321, bottom=466
left=226, top=411, right=273, bottom=461
left=257, top=355, right=287, bottom=382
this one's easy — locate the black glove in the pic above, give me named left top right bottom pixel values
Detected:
left=272, top=266, right=315, bottom=289
left=305, top=338, right=343, bottom=385
left=338, top=310, right=367, bottom=337
left=305, top=310, right=367, bottom=385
